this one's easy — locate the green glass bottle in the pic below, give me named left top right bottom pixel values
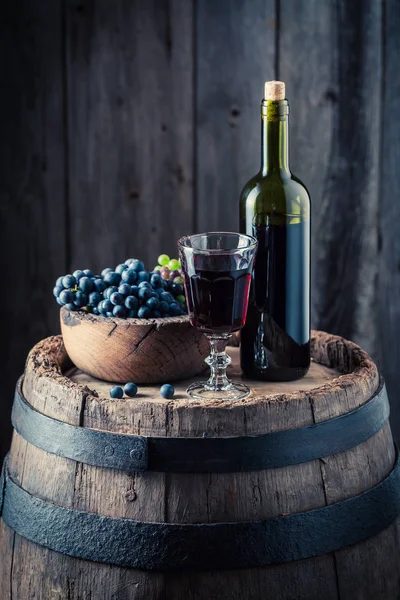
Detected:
left=239, top=81, right=310, bottom=381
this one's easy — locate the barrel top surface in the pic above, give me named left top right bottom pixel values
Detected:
left=67, top=348, right=340, bottom=400
left=22, top=331, right=380, bottom=436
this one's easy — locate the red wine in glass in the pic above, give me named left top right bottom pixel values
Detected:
left=185, top=262, right=251, bottom=334
left=178, top=232, right=257, bottom=401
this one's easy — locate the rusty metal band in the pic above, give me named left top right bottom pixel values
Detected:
left=11, top=375, right=390, bottom=473
left=1, top=449, right=399, bottom=571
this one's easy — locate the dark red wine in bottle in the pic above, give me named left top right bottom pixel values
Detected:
left=239, top=81, right=310, bottom=381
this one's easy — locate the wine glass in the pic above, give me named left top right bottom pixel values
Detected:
left=178, top=232, right=257, bottom=400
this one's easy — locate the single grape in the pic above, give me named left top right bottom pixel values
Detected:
left=130, top=285, right=139, bottom=297
left=130, top=259, right=145, bottom=272
left=84, top=305, right=93, bottom=313
left=158, top=254, right=170, bottom=266
left=160, top=291, right=174, bottom=304
left=176, top=294, right=186, bottom=304
left=125, top=295, right=139, bottom=310
left=92, top=307, right=99, bottom=315
left=173, top=276, right=184, bottom=285
left=137, top=271, right=150, bottom=283
left=65, top=303, right=76, bottom=311
left=62, top=274, right=76, bottom=289
left=102, top=299, right=113, bottom=313
left=154, top=265, right=162, bottom=272
left=138, top=287, right=152, bottom=302
left=73, top=291, right=88, bottom=307
left=137, top=306, right=151, bottom=319
left=103, top=286, right=117, bottom=299
left=53, top=285, right=63, bottom=297
left=113, top=305, right=127, bottom=318
left=150, top=291, right=158, bottom=298
left=101, top=267, right=113, bottom=276
left=106, top=311, right=113, bottom=317
left=146, top=297, right=159, bottom=311
left=169, top=302, right=182, bottom=316
left=72, top=270, right=85, bottom=282
left=121, top=268, right=137, bottom=285
left=79, top=277, right=94, bottom=293
left=171, top=282, right=184, bottom=295
left=104, top=271, right=121, bottom=286
left=59, top=290, right=73, bottom=305
left=88, top=291, right=101, bottom=306
left=160, top=267, right=170, bottom=280
left=94, top=278, right=107, bottom=293
left=110, top=292, right=124, bottom=306
left=169, top=270, right=180, bottom=281
left=56, top=276, right=64, bottom=287
left=118, top=283, right=132, bottom=296
left=115, top=263, right=128, bottom=275
left=97, top=301, right=106, bottom=316
left=153, top=310, right=161, bottom=318
left=160, top=384, right=175, bottom=399
left=110, top=386, right=124, bottom=399
left=83, top=269, right=94, bottom=277
left=124, top=382, right=138, bottom=398
left=56, top=298, right=64, bottom=306
left=128, top=309, right=137, bottom=318
left=159, top=301, right=169, bottom=314
left=151, top=273, right=163, bottom=288
left=168, top=259, right=180, bottom=271
left=138, top=281, right=151, bottom=289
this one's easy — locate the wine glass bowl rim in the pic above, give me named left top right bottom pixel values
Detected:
left=178, top=231, right=257, bottom=254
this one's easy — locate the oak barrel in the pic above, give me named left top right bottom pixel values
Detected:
left=1, top=331, right=400, bottom=600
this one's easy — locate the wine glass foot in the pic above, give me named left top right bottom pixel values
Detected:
left=186, top=381, right=250, bottom=401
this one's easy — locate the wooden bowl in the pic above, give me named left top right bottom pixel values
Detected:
left=60, top=307, right=209, bottom=384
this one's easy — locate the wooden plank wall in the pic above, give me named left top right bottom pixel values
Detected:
left=1, top=0, right=399, bottom=460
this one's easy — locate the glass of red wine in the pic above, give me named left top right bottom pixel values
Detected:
left=178, top=232, right=257, bottom=400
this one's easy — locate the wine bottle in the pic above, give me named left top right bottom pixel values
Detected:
left=239, top=81, right=310, bottom=381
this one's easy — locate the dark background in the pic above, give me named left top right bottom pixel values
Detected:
left=1, top=0, right=399, bottom=461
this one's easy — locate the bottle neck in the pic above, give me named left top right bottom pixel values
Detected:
left=260, top=99, right=290, bottom=176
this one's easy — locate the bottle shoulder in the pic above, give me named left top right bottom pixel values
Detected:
left=240, top=171, right=310, bottom=220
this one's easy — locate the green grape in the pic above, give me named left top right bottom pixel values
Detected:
left=168, top=259, right=180, bottom=270
left=158, top=254, right=170, bottom=266
left=176, top=295, right=186, bottom=304
left=154, top=265, right=162, bottom=271
left=173, top=276, right=184, bottom=284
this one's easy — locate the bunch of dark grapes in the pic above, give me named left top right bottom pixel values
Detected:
left=53, top=257, right=187, bottom=320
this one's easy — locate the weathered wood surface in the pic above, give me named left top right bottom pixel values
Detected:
left=60, top=307, right=209, bottom=383
left=2, top=0, right=400, bottom=459
left=196, top=0, right=275, bottom=232
left=280, top=0, right=382, bottom=360
left=380, top=0, right=400, bottom=441
left=0, top=0, right=67, bottom=460
left=0, top=332, right=399, bottom=600
left=65, top=0, right=194, bottom=271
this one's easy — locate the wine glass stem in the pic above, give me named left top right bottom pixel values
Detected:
left=204, top=335, right=232, bottom=391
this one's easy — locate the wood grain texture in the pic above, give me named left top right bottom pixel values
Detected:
left=280, top=0, right=382, bottom=360
left=2, top=0, right=400, bottom=460
left=380, top=0, right=400, bottom=442
left=60, top=307, right=209, bottom=383
left=65, top=0, right=194, bottom=273
left=1, top=332, right=398, bottom=599
left=0, top=0, right=66, bottom=462
left=196, top=0, right=275, bottom=232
